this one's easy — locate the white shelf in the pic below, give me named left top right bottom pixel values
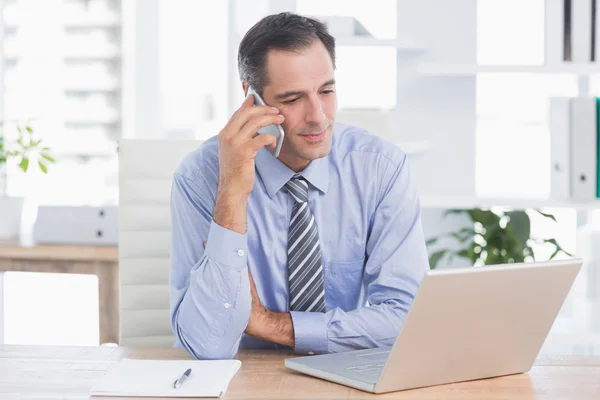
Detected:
left=336, top=37, right=425, bottom=52
left=64, top=48, right=120, bottom=60
left=416, top=63, right=600, bottom=76
left=65, top=117, right=120, bottom=125
left=64, top=83, right=120, bottom=92
left=4, top=14, right=119, bottom=29
left=394, top=141, right=430, bottom=157
left=420, top=195, right=600, bottom=210
left=62, top=14, right=120, bottom=28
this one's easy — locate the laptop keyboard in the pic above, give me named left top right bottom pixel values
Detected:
left=346, top=362, right=386, bottom=376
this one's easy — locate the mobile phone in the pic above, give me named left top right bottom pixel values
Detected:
left=247, top=86, right=285, bottom=158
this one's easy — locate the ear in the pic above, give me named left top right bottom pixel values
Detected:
left=242, top=81, right=249, bottom=97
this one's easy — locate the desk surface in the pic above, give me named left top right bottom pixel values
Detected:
left=0, top=241, right=118, bottom=262
left=0, top=345, right=599, bottom=399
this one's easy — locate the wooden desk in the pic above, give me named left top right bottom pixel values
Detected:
left=0, top=345, right=599, bottom=399
left=0, top=243, right=119, bottom=344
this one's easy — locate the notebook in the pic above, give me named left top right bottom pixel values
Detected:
left=89, top=358, right=242, bottom=398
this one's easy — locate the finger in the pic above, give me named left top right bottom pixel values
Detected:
left=238, top=113, right=285, bottom=141
left=249, top=133, right=277, bottom=153
left=223, top=95, right=254, bottom=130
left=229, top=103, right=280, bottom=134
left=203, top=241, right=207, bottom=248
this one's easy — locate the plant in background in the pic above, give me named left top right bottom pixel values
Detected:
left=0, top=121, right=55, bottom=186
left=426, top=208, right=573, bottom=269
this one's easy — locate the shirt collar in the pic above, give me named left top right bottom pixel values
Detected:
left=255, top=147, right=330, bottom=199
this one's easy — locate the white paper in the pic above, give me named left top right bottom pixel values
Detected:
left=89, top=358, right=242, bottom=398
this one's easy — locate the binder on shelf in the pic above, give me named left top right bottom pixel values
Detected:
left=545, top=0, right=565, bottom=64
left=570, top=97, right=598, bottom=200
left=550, top=97, right=572, bottom=199
left=597, top=98, right=600, bottom=197
left=595, top=0, right=600, bottom=61
left=571, top=0, right=594, bottom=62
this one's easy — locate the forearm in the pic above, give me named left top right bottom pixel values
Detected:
left=214, top=187, right=248, bottom=234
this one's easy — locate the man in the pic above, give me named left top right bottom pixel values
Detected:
left=169, top=12, right=429, bottom=360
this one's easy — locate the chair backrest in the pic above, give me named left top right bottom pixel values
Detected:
left=118, top=139, right=203, bottom=347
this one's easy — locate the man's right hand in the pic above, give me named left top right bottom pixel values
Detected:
left=213, top=94, right=284, bottom=234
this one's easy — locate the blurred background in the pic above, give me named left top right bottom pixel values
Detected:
left=0, top=0, right=599, bottom=355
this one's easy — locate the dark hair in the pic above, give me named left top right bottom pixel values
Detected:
left=238, top=12, right=336, bottom=93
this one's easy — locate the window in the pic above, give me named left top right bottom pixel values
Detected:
left=158, top=0, right=228, bottom=140
left=2, top=0, right=121, bottom=206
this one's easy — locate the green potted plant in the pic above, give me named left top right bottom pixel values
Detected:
left=426, top=208, right=573, bottom=268
left=0, top=121, right=55, bottom=240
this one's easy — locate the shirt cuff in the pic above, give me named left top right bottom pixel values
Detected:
left=290, top=311, right=328, bottom=355
left=203, top=220, right=248, bottom=270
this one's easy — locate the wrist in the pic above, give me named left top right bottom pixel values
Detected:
left=216, top=184, right=249, bottom=203
left=214, top=187, right=248, bottom=234
left=263, top=311, right=295, bottom=348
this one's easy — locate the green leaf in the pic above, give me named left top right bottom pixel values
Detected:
left=548, top=248, right=561, bottom=260
left=41, top=153, right=55, bottom=163
left=534, top=209, right=557, bottom=222
left=38, top=161, right=48, bottom=174
left=426, top=237, right=438, bottom=246
left=19, top=157, right=29, bottom=172
left=443, top=209, right=468, bottom=218
left=25, top=126, right=33, bottom=133
left=429, top=250, right=447, bottom=269
left=457, top=248, right=471, bottom=259
left=543, top=238, right=574, bottom=257
left=506, top=211, right=531, bottom=247
left=468, top=209, right=500, bottom=226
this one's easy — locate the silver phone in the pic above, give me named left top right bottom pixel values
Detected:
left=247, top=86, right=285, bottom=158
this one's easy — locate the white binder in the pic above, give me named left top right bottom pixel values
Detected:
left=571, top=0, right=593, bottom=62
left=570, top=97, right=598, bottom=200
left=545, top=0, right=565, bottom=63
left=550, top=97, right=572, bottom=199
left=595, top=0, right=600, bottom=62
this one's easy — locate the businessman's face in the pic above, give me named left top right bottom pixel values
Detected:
left=260, top=40, right=337, bottom=172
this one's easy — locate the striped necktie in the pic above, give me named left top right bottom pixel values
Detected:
left=285, top=176, right=326, bottom=313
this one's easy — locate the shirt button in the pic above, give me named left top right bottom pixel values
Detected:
left=224, top=303, right=231, bottom=309
left=237, top=249, right=245, bottom=257
left=308, top=351, right=314, bottom=355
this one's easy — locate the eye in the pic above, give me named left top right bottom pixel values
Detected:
left=283, top=98, right=299, bottom=104
left=322, top=89, right=335, bottom=95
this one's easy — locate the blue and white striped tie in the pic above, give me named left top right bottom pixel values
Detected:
left=285, top=176, right=326, bottom=313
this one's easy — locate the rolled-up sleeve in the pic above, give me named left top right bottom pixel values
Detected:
left=169, top=171, right=251, bottom=360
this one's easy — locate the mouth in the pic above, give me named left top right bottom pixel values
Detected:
left=301, top=129, right=327, bottom=143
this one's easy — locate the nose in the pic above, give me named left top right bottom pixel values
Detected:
left=305, top=95, right=327, bottom=126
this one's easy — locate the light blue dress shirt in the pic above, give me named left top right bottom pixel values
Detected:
left=169, top=122, right=429, bottom=360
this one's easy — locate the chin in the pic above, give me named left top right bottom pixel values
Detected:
left=299, top=136, right=332, bottom=161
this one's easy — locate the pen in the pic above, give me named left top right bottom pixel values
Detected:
left=173, top=368, right=192, bottom=389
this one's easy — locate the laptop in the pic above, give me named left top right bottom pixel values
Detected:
left=284, top=258, right=582, bottom=394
